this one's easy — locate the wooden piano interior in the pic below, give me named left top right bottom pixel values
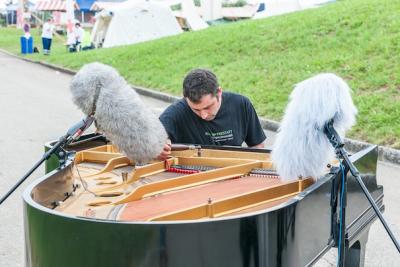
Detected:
left=55, top=145, right=314, bottom=221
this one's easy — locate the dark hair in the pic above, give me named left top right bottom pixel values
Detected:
left=23, top=23, right=30, bottom=33
left=75, top=22, right=81, bottom=26
left=183, top=69, right=219, bottom=103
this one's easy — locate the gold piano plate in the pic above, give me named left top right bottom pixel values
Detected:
left=53, top=145, right=314, bottom=222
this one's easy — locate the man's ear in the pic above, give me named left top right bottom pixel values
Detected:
left=216, top=87, right=223, bottom=99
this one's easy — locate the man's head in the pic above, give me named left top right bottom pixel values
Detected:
left=75, top=22, right=81, bottom=28
left=183, top=69, right=222, bottom=121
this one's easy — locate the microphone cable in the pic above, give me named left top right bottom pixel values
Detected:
left=74, top=164, right=98, bottom=197
left=337, top=163, right=346, bottom=267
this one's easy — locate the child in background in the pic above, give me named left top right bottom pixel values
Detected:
left=73, top=22, right=84, bottom=51
left=23, top=23, right=31, bottom=39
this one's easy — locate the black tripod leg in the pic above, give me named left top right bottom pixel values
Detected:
left=353, top=173, right=400, bottom=252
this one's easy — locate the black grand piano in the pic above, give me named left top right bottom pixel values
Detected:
left=23, top=134, right=383, bottom=267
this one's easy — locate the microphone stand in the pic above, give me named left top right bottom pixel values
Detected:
left=324, top=120, right=400, bottom=266
left=0, top=116, right=94, bottom=206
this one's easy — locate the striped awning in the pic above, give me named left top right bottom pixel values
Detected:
left=35, top=0, right=80, bottom=11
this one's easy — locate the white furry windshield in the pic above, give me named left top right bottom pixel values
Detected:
left=70, top=62, right=167, bottom=163
left=272, top=73, right=357, bottom=181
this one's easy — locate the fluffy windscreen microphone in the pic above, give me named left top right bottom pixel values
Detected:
left=271, top=73, right=357, bottom=181
left=70, top=62, right=168, bottom=163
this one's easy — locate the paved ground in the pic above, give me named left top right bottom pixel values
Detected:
left=0, top=51, right=399, bottom=266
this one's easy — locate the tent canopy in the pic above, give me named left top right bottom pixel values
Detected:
left=90, top=1, right=119, bottom=11
left=35, top=0, right=80, bottom=11
left=90, top=0, right=180, bottom=11
left=91, top=0, right=182, bottom=48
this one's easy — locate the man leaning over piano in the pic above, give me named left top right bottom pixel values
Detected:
left=157, top=68, right=266, bottom=160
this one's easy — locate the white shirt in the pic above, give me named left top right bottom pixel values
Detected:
left=41, top=22, right=55, bottom=39
left=74, top=27, right=84, bottom=43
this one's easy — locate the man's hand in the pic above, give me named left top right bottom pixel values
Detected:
left=157, top=141, right=172, bottom=160
left=251, top=143, right=265, bottom=149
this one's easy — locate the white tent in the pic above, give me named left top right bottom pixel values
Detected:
left=91, top=0, right=183, bottom=48
left=0, top=0, right=6, bottom=12
left=201, top=0, right=222, bottom=21
left=181, top=0, right=208, bottom=30
left=252, top=0, right=334, bottom=19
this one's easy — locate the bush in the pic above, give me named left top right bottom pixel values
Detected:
left=0, top=15, right=6, bottom=27
left=222, top=0, right=247, bottom=7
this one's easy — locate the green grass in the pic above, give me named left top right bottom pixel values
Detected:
left=1, top=0, right=399, bottom=148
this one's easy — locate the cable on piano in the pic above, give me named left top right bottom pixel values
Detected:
left=75, top=165, right=99, bottom=197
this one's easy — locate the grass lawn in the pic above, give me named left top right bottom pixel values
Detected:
left=0, top=0, right=399, bottom=148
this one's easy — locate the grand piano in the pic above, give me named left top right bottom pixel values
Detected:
left=23, top=134, right=383, bottom=267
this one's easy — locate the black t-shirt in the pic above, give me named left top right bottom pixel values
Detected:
left=159, top=92, right=266, bottom=146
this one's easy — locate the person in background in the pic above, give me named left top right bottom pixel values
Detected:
left=41, top=18, right=54, bottom=55
left=158, top=68, right=266, bottom=159
left=73, top=22, right=84, bottom=51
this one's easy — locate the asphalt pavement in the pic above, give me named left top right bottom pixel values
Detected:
left=0, top=51, right=399, bottom=266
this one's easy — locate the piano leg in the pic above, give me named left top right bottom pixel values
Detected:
left=344, top=227, right=370, bottom=267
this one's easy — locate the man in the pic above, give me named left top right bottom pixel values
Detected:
left=158, top=68, right=266, bottom=159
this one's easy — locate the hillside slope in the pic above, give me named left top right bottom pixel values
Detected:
left=0, top=0, right=399, bottom=147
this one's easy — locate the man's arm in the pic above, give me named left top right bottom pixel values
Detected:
left=157, top=104, right=183, bottom=160
left=250, top=143, right=265, bottom=148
